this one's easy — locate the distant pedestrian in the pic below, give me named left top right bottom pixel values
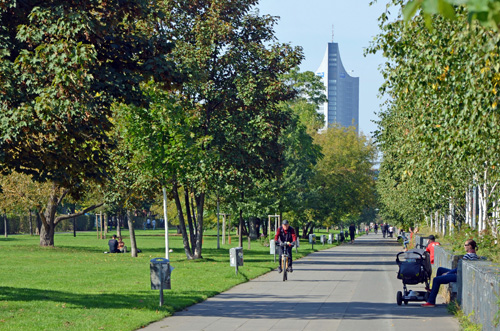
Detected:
left=349, top=223, right=356, bottom=244
left=389, top=225, right=394, bottom=238
left=147, top=218, right=151, bottom=229
left=152, top=219, right=156, bottom=230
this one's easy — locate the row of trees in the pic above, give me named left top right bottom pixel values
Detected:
left=0, top=0, right=377, bottom=258
left=368, top=1, right=500, bottom=240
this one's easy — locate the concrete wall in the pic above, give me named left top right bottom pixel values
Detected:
left=459, top=260, right=500, bottom=330
left=414, top=234, right=431, bottom=249
left=434, top=245, right=462, bottom=270
left=433, top=245, right=500, bottom=330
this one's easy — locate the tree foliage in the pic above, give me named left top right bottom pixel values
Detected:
left=369, top=2, right=500, bottom=237
left=311, top=125, right=377, bottom=228
left=401, top=0, right=500, bottom=31
left=0, top=0, right=179, bottom=246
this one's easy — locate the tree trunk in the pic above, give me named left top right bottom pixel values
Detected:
left=126, top=210, right=138, bottom=257
left=190, top=194, right=198, bottom=233
left=466, top=188, right=471, bottom=227
left=238, top=207, right=243, bottom=247
left=36, top=210, right=41, bottom=235
left=40, top=222, right=55, bottom=246
left=104, top=213, right=109, bottom=237
left=3, top=213, right=7, bottom=238
left=116, top=215, right=121, bottom=238
left=29, top=209, right=33, bottom=236
left=248, top=217, right=259, bottom=239
left=184, top=189, right=196, bottom=247
left=39, top=182, right=102, bottom=246
left=71, top=204, right=76, bottom=237
left=173, top=183, right=193, bottom=259
left=39, top=185, right=59, bottom=246
left=302, top=222, right=312, bottom=239
left=193, top=191, right=205, bottom=259
left=307, top=225, right=314, bottom=237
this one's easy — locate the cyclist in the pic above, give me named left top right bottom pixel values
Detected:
left=274, top=219, right=297, bottom=273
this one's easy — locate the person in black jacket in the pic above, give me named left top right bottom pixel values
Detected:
left=274, top=220, right=297, bottom=273
left=108, top=235, right=119, bottom=253
left=349, top=223, right=356, bottom=244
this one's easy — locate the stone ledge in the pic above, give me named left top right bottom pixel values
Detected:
left=459, top=260, right=500, bottom=331
left=433, top=245, right=500, bottom=330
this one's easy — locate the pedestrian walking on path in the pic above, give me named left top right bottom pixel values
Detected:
left=349, top=223, right=356, bottom=243
left=141, top=233, right=459, bottom=331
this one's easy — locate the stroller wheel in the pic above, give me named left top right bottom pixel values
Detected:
left=397, top=291, right=403, bottom=306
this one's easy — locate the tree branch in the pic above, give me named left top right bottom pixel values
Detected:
left=54, top=202, right=104, bottom=224
left=56, top=188, right=69, bottom=207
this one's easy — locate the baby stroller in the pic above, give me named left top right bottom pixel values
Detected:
left=395, top=248, right=431, bottom=305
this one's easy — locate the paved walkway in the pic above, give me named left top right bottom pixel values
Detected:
left=141, top=233, right=459, bottom=331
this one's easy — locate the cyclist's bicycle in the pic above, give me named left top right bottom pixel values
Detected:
left=279, top=241, right=295, bottom=281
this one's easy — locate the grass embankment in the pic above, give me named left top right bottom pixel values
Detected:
left=0, top=229, right=343, bottom=330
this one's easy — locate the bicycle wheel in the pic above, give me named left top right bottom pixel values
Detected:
left=282, top=255, right=288, bottom=281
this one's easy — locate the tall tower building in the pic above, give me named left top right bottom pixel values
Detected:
left=315, top=42, right=359, bottom=132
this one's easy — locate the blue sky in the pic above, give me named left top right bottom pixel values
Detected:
left=256, top=0, right=392, bottom=138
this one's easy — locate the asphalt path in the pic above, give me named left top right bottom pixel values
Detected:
left=140, top=232, right=459, bottom=331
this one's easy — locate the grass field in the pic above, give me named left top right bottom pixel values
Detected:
left=0, top=228, right=345, bottom=331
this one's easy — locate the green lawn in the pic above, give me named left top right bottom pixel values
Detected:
left=0, top=229, right=345, bottom=331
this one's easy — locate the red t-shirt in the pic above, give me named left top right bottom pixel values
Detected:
left=274, top=226, right=297, bottom=243
left=426, top=241, right=440, bottom=264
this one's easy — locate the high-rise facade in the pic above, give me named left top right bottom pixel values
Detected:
left=315, top=42, right=359, bottom=132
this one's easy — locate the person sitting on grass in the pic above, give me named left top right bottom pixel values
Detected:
left=108, top=235, right=119, bottom=253
left=421, top=239, right=478, bottom=307
left=117, top=237, right=127, bottom=253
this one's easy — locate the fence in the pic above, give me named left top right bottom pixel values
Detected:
left=0, top=213, right=163, bottom=235
left=0, top=214, right=95, bottom=234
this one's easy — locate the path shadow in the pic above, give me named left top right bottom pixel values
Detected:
left=172, top=296, right=450, bottom=321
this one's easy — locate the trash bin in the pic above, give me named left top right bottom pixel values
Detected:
left=270, top=240, right=276, bottom=255
left=230, top=247, right=244, bottom=267
left=150, top=258, right=172, bottom=290
left=328, top=233, right=333, bottom=244
left=320, top=235, right=326, bottom=244
left=309, top=234, right=316, bottom=244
